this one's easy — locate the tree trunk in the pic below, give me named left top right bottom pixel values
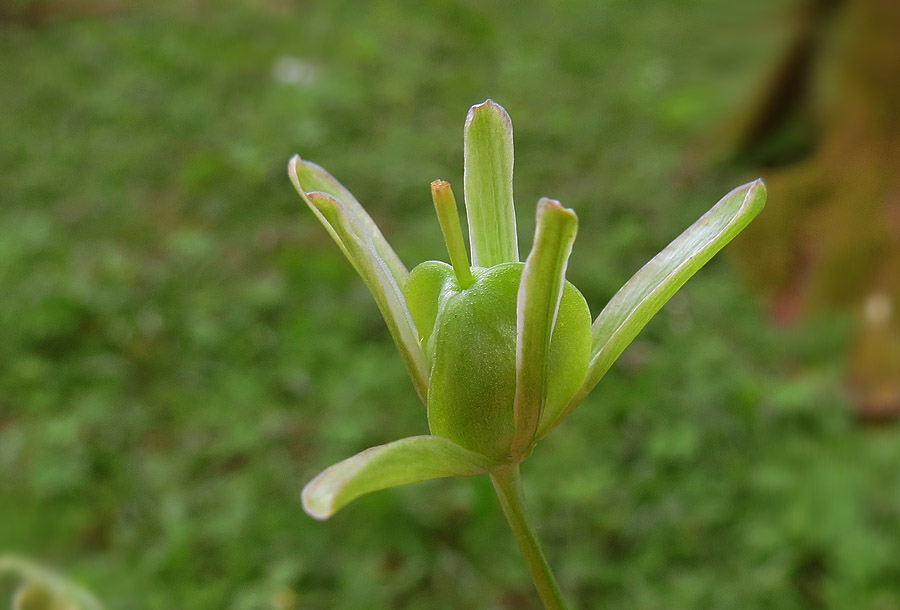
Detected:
left=728, top=0, right=900, bottom=418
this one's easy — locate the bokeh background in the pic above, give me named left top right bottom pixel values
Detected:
left=2, top=0, right=899, bottom=608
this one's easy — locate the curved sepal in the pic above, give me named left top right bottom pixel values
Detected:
left=552, top=179, right=767, bottom=429
left=302, top=435, right=498, bottom=520
left=289, top=157, right=429, bottom=403
left=289, top=156, right=407, bottom=286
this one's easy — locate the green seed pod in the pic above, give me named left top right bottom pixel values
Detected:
left=405, top=261, right=591, bottom=463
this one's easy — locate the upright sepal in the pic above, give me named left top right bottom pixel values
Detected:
left=302, top=435, right=498, bottom=520
left=464, top=100, right=518, bottom=267
left=511, top=199, right=579, bottom=457
left=289, top=157, right=429, bottom=403
left=550, top=179, right=767, bottom=430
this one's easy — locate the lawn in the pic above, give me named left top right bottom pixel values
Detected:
left=2, top=1, right=899, bottom=608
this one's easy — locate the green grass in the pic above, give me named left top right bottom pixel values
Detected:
left=2, top=1, right=899, bottom=608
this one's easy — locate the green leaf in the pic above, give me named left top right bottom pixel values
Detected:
left=302, top=435, right=497, bottom=520
left=510, top=199, right=578, bottom=457
left=463, top=100, right=518, bottom=267
left=558, top=179, right=767, bottom=424
left=289, top=156, right=408, bottom=288
left=289, top=157, right=429, bottom=403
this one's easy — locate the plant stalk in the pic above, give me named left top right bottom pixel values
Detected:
left=490, top=465, right=569, bottom=610
left=431, top=179, right=474, bottom=288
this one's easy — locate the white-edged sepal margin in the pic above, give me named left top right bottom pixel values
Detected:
left=289, top=156, right=429, bottom=403
left=289, top=156, right=408, bottom=285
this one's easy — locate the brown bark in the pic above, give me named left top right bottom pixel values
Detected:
left=729, top=0, right=900, bottom=417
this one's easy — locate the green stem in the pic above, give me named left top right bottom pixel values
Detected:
left=490, top=465, right=569, bottom=610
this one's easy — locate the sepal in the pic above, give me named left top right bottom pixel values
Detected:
left=302, top=435, right=498, bottom=520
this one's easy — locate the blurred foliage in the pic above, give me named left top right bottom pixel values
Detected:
left=1, top=0, right=899, bottom=608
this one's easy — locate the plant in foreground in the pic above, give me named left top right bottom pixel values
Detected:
left=289, top=100, right=766, bottom=609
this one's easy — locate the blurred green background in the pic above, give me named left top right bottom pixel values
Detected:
left=2, top=0, right=899, bottom=608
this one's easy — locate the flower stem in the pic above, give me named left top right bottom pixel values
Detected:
left=431, top=180, right=474, bottom=289
left=490, top=465, right=569, bottom=610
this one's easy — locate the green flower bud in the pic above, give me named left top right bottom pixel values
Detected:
left=292, top=98, right=766, bottom=532
left=406, top=261, right=591, bottom=462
